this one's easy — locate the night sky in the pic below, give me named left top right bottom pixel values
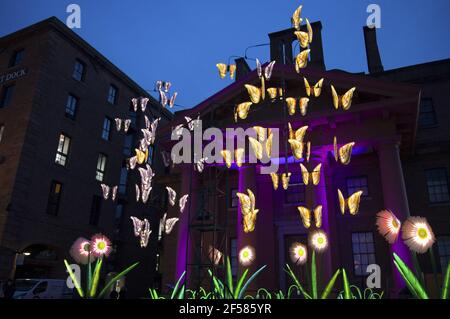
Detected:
left=1, top=0, right=449, bottom=111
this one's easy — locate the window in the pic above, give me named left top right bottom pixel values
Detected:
left=72, top=59, right=85, bottom=81
left=419, top=98, right=437, bottom=128
left=147, top=146, right=154, bottom=165
left=9, top=49, right=24, bottom=67
left=96, top=153, right=107, bottom=181
left=89, top=195, right=102, bottom=226
left=123, top=134, right=134, bottom=156
left=102, top=117, right=111, bottom=141
left=230, top=238, right=238, bottom=277
left=0, top=125, right=4, bottom=143
left=119, top=167, right=128, bottom=194
left=55, top=134, right=71, bottom=167
left=230, top=189, right=239, bottom=208
left=107, top=85, right=118, bottom=104
left=0, top=84, right=15, bottom=108
left=346, top=176, right=369, bottom=197
left=46, top=181, right=63, bottom=216
left=65, top=94, right=78, bottom=119
left=351, top=232, right=376, bottom=276
left=285, top=174, right=306, bottom=204
left=426, top=169, right=450, bottom=203
left=437, top=236, right=450, bottom=272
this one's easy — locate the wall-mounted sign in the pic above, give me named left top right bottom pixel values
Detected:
left=0, top=68, right=27, bottom=84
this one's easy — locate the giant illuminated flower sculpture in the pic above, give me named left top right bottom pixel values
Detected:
left=401, top=217, right=435, bottom=254
left=308, top=230, right=328, bottom=253
left=239, top=246, right=255, bottom=267
left=376, top=210, right=402, bottom=244
left=70, top=237, right=95, bottom=265
left=91, top=234, right=112, bottom=258
left=290, top=242, right=308, bottom=265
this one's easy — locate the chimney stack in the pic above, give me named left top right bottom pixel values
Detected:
left=234, top=57, right=251, bottom=82
left=363, top=26, right=384, bottom=74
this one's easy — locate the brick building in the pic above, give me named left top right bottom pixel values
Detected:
left=0, top=17, right=172, bottom=297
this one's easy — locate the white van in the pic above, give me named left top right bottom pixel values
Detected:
left=13, top=279, right=73, bottom=299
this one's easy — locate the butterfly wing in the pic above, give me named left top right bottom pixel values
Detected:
left=128, top=156, right=138, bottom=170
left=130, top=216, right=143, bottom=237
left=313, top=78, right=324, bottom=97
left=312, top=163, right=322, bottom=186
left=169, top=92, right=178, bottom=108
left=216, top=63, right=227, bottom=79
left=100, top=184, right=109, bottom=200
left=114, top=118, right=122, bottom=131
left=288, top=139, right=304, bottom=160
left=131, top=98, right=138, bottom=112
left=267, top=87, right=278, bottom=99
left=270, top=173, right=279, bottom=190
left=306, top=141, right=311, bottom=163
left=306, top=18, right=313, bottom=44
left=155, top=81, right=162, bottom=91
left=141, top=186, right=151, bottom=204
left=291, top=5, right=303, bottom=30
left=236, top=192, right=251, bottom=215
left=164, top=81, right=171, bottom=93
left=141, top=97, right=149, bottom=112
left=333, top=136, right=339, bottom=162
left=124, top=119, right=131, bottom=133
left=229, top=64, right=236, bottom=79
left=337, top=189, right=346, bottom=215
left=256, top=58, right=262, bottom=78
left=135, top=149, right=146, bottom=164
left=247, top=189, right=256, bottom=212
left=295, top=126, right=309, bottom=143
left=295, top=50, right=310, bottom=73
left=111, top=186, right=118, bottom=201
left=281, top=173, right=291, bottom=190
left=294, top=31, right=310, bottom=49
left=348, top=191, right=363, bottom=215
left=179, top=194, right=189, bottom=214
left=159, top=90, right=168, bottom=107
left=265, top=132, right=273, bottom=158
left=331, top=85, right=339, bottom=109
left=244, top=84, right=261, bottom=104
left=314, top=205, right=323, bottom=228
left=235, top=148, right=244, bottom=168
left=236, top=102, right=252, bottom=120
left=338, top=142, right=355, bottom=165
left=300, top=164, right=310, bottom=186
left=220, top=150, right=232, bottom=168
left=299, top=97, right=309, bottom=116
left=297, top=206, right=311, bottom=229
left=341, top=87, right=356, bottom=110
left=253, top=126, right=266, bottom=141
left=140, top=219, right=151, bottom=248
left=249, top=137, right=263, bottom=160
left=264, top=61, right=276, bottom=80
left=166, top=186, right=177, bottom=206
left=165, top=218, right=179, bottom=235
left=304, top=78, right=311, bottom=96
left=286, top=98, right=296, bottom=116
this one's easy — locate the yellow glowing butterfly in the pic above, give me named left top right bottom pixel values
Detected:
left=216, top=63, right=236, bottom=79
left=294, top=18, right=313, bottom=49
left=297, top=205, right=322, bottom=229
left=304, top=78, right=324, bottom=97
left=267, top=87, right=283, bottom=100
left=220, top=150, right=232, bottom=168
left=285, top=97, right=310, bottom=116
left=270, top=173, right=279, bottom=190
left=235, top=148, right=245, bottom=167
left=234, top=102, right=253, bottom=122
left=236, top=189, right=259, bottom=233
left=333, top=137, right=355, bottom=165
left=281, top=173, right=292, bottom=190
left=295, top=50, right=310, bottom=73
left=331, top=85, right=356, bottom=110
left=286, top=98, right=296, bottom=116
left=288, top=123, right=308, bottom=160
left=291, top=5, right=303, bottom=30
left=135, top=148, right=148, bottom=165
left=249, top=132, right=273, bottom=160
left=337, top=189, right=363, bottom=215
left=245, top=84, right=264, bottom=104
left=300, top=163, right=321, bottom=186
left=306, top=141, right=311, bottom=163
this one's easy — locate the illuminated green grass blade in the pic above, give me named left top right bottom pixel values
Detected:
left=237, top=265, right=267, bottom=299
left=234, top=269, right=248, bottom=299
left=393, top=253, right=429, bottom=299
left=169, top=270, right=186, bottom=299
left=89, top=258, right=103, bottom=298
left=284, top=264, right=311, bottom=299
left=441, top=263, right=450, bottom=299
left=226, top=257, right=234, bottom=298
left=311, top=251, right=317, bottom=299
left=320, top=269, right=341, bottom=299
left=64, top=259, right=84, bottom=298
left=342, top=269, right=351, bottom=299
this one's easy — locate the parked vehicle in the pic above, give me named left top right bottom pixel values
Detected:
left=13, top=279, right=73, bottom=299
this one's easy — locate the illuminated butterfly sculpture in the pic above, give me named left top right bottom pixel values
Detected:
left=135, top=164, right=154, bottom=204
left=304, top=78, right=324, bottom=97
left=156, top=80, right=177, bottom=109
left=248, top=127, right=273, bottom=161
left=131, top=97, right=150, bottom=112
left=130, top=216, right=151, bottom=248
left=216, top=63, right=236, bottom=80
left=288, top=123, right=308, bottom=160
left=221, top=149, right=245, bottom=168
left=100, top=184, right=117, bottom=201
left=234, top=102, right=253, bottom=122
left=333, top=137, right=355, bottom=165
left=236, top=189, right=259, bottom=233
left=331, top=85, right=356, bottom=110
left=244, top=59, right=276, bottom=104
left=166, top=186, right=177, bottom=206
left=300, top=163, right=321, bottom=186
left=208, top=246, right=224, bottom=266
left=337, top=189, right=364, bottom=215
left=159, top=213, right=179, bottom=236
left=114, top=118, right=131, bottom=133
left=194, top=156, right=208, bottom=173
left=295, top=50, right=310, bottom=73
left=270, top=173, right=280, bottom=190
left=172, top=124, right=184, bottom=138
left=179, top=194, right=189, bottom=214
left=294, top=18, right=313, bottom=49
left=269, top=172, right=292, bottom=191
left=266, top=87, right=283, bottom=100
left=155, top=80, right=172, bottom=93
left=185, top=116, right=201, bottom=131
left=291, top=5, right=303, bottom=30
left=285, top=97, right=310, bottom=116
left=297, top=205, right=322, bottom=229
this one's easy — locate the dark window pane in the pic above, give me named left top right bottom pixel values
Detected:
left=426, top=169, right=450, bottom=203
left=9, top=49, right=24, bottom=67
left=65, top=94, right=78, bottom=119
left=347, top=176, right=369, bottom=197
left=102, top=117, right=111, bottom=141
left=72, top=60, right=85, bottom=81
left=119, top=167, right=128, bottom=194
left=419, top=98, right=437, bottom=127
left=0, top=85, right=15, bottom=108
left=107, top=85, right=118, bottom=104
left=351, top=232, right=376, bottom=276
left=89, top=195, right=102, bottom=226
left=46, top=181, right=62, bottom=216
left=123, top=134, right=133, bottom=156
left=230, top=189, right=238, bottom=208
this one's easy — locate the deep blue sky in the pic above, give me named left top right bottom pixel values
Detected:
left=1, top=0, right=449, bottom=111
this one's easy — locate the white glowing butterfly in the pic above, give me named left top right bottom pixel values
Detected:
left=159, top=90, right=178, bottom=108
left=166, top=186, right=177, bottom=206
left=179, top=194, right=189, bottom=214
left=194, top=157, right=208, bottom=173
left=115, top=118, right=131, bottom=133
left=135, top=184, right=152, bottom=204
left=256, top=59, right=276, bottom=81
left=140, top=97, right=150, bottom=112
left=159, top=213, right=179, bottom=235
left=131, top=98, right=139, bottom=112
left=138, top=164, right=154, bottom=187
left=130, top=216, right=151, bottom=248
left=208, top=246, right=223, bottom=266
left=100, top=184, right=117, bottom=201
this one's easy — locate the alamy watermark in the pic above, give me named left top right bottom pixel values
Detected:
left=366, top=4, right=381, bottom=29
left=66, top=4, right=81, bottom=29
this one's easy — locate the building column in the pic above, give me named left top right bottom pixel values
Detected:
left=237, top=166, right=257, bottom=275
left=376, top=139, right=413, bottom=292
left=175, top=166, right=198, bottom=284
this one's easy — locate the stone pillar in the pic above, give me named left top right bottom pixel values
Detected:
left=175, top=166, right=198, bottom=284
left=376, top=139, right=413, bottom=292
